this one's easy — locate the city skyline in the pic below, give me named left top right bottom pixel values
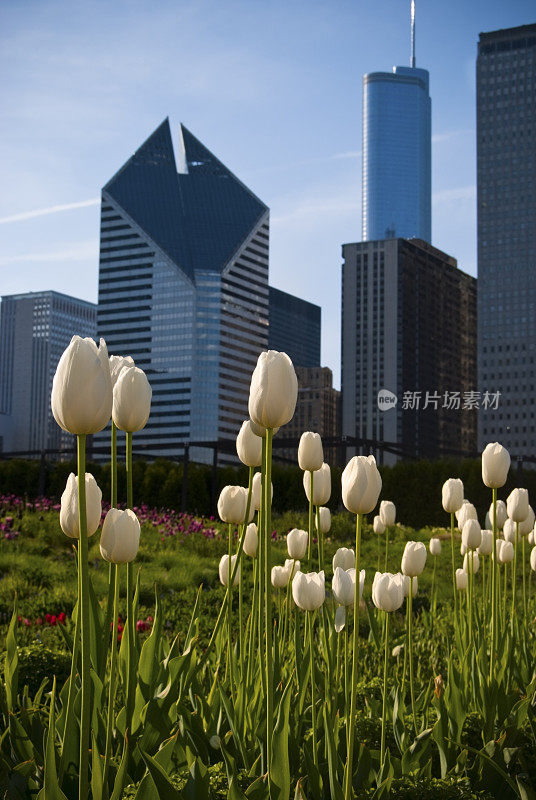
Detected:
left=1, top=0, right=535, bottom=387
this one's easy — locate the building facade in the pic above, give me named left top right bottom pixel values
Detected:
left=362, top=66, right=431, bottom=242
left=341, top=238, right=477, bottom=464
left=96, top=119, right=269, bottom=460
left=477, top=24, right=536, bottom=455
left=0, top=291, right=97, bottom=454
left=268, top=287, right=321, bottom=368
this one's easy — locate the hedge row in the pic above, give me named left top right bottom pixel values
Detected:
left=0, top=455, right=533, bottom=529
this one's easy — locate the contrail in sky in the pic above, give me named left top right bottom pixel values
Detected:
left=0, top=198, right=100, bottom=224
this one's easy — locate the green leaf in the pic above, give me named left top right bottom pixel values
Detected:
left=269, top=678, right=292, bottom=800
left=185, top=585, right=203, bottom=650
left=322, top=705, right=344, bottom=800
left=4, top=595, right=19, bottom=711
left=133, top=589, right=163, bottom=733
left=40, top=678, right=68, bottom=800
left=183, top=755, right=210, bottom=800
left=517, top=776, right=536, bottom=800
left=365, top=600, right=381, bottom=650
left=109, top=735, right=130, bottom=800
left=91, top=734, right=103, bottom=800
left=139, top=747, right=183, bottom=799
left=88, top=572, right=104, bottom=673
left=219, top=687, right=250, bottom=771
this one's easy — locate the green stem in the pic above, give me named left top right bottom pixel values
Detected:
left=309, top=611, right=317, bottom=766
left=125, top=431, right=135, bottom=732
left=512, top=523, right=518, bottom=635
left=468, top=553, right=473, bottom=645
left=380, top=611, right=389, bottom=766
left=490, top=488, right=497, bottom=680
left=227, top=522, right=233, bottom=686
left=102, top=421, right=118, bottom=681
left=384, top=525, right=389, bottom=572
left=316, top=505, right=324, bottom=573
left=432, top=556, right=437, bottom=618
left=59, top=546, right=81, bottom=780
left=408, top=577, right=417, bottom=733
left=103, top=564, right=120, bottom=791
left=523, top=533, right=527, bottom=623
left=344, top=513, right=362, bottom=800
left=246, top=559, right=258, bottom=692
left=450, top=513, right=457, bottom=622
left=77, top=434, right=90, bottom=800
left=344, top=624, right=348, bottom=746
left=307, top=470, right=314, bottom=566
left=259, top=438, right=267, bottom=705
left=265, top=428, right=274, bottom=776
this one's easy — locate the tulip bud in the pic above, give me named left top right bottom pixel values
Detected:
left=100, top=508, right=140, bottom=563
left=462, top=519, right=482, bottom=551
left=519, top=506, right=535, bottom=537
left=482, top=442, right=511, bottom=488
left=434, top=674, right=444, bottom=699
left=457, top=502, right=478, bottom=531
left=112, top=365, right=152, bottom=432
left=287, top=528, right=308, bottom=560
left=341, top=455, right=382, bottom=515
left=442, top=478, right=464, bottom=514
left=51, top=336, right=112, bottom=434
left=498, top=539, right=514, bottom=564
left=401, top=541, right=427, bottom=577
left=530, top=545, right=536, bottom=572
left=60, top=472, right=102, bottom=538
left=271, top=565, right=289, bottom=589
left=488, top=499, right=507, bottom=530
left=529, top=529, right=535, bottom=546
left=333, top=547, right=355, bottom=572
left=392, top=644, right=404, bottom=658
left=252, top=472, right=273, bottom=511
left=303, top=462, right=331, bottom=506
left=315, top=506, right=331, bottom=534
left=379, top=500, right=396, bottom=527
left=109, top=354, right=135, bottom=387
left=332, top=567, right=364, bottom=607
left=429, top=537, right=441, bottom=556
left=243, top=523, right=258, bottom=557
left=372, top=572, right=404, bottom=612
left=248, top=350, right=298, bottom=429
left=402, top=574, right=418, bottom=598
left=249, top=419, right=280, bottom=438
left=460, top=541, right=467, bottom=556
left=292, top=570, right=325, bottom=611
left=335, top=605, right=346, bottom=633
left=477, top=530, right=493, bottom=556
left=463, top=551, right=480, bottom=574
left=507, top=488, right=529, bottom=524
left=503, top=518, right=516, bottom=543
left=218, top=485, right=254, bottom=525
left=298, top=432, right=324, bottom=472
left=284, top=558, right=300, bottom=579
left=219, top=554, right=240, bottom=587
left=456, top=568, right=468, bottom=591
left=373, top=515, right=386, bottom=535
left=236, top=420, right=262, bottom=467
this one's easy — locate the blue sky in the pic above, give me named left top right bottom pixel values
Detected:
left=1, top=0, right=534, bottom=386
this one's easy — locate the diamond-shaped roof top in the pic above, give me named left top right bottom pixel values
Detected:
left=104, top=119, right=267, bottom=281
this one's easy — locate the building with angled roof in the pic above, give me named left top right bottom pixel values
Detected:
left=268, top=287, right=321, bottom=368
left=96, top=119, right=270, bottom=460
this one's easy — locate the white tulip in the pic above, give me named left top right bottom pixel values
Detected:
left=271, top=565, right=289, bottom=589
left=488, top=499, right=507, bottom=530
left=530, top=546, right=536, bottom=572
left=51, top=336, right=112, bottom=434
left=249, top=419, right=280, bottom=438
left=303, top=462, right=331, bottom=506
left=372, top=572, right=404, bottom=612
left=401, top=541, right=427, bottom=577
left=251, top=472, right=273, bottom=511
left=218, top=486, right=254, bottom=525
left=442, top=478, right=464, bottom=513
left=503, top=518, right=517, bottom=544
left=219, top=554, right=240, bottom=587
left=461, top=541, right=467, bottom=556
left=60, top=472, right=102, bottom=538
left=462, top=519, right=482, bottom=551
left=373, top=515, right=386, bottom=535
left=379, top=500, right=396, bottom=526
left=482, top=442, right=511, bottom=489
left=456, top=568, right=468, bottom=591
left=477, top=530, right=493, bottom=556
left=236, top=420, right=262, bottom=467
left=284, top=558, right=300, bottom=579
left=529, top=529, right=535, bottom=546
left=507, top=488, right=529, bottom=523
left=335, top=605, right=346, bottom=633
left=298, top=432, right=324, bottom=472
left=519, top=506, right=535, bottom=537
left=248, top=350, right=298, bottom=429
left=315, top=506, right=331, bottom=534
left=457, top=502, right=478, bottom=531
left=332, top=567, right=365, bottom=607
left=429, top=537, right=441, bottom=556
left=100, top=508, right=140, bottom=563
left=463, top=551, right=480, bottom=575
left=292, top=570, right=325, bottom=611
left=341, top=455, right=382, bottom=515
left=332, top=547, right=355, bottom=572
left=112, top=365, right=152, bottom=432
left=402, top=574, right=418, bottom=598
left=287, top=529, right=308, bottom=560
left=109, top=354, right=135, bottom=387
left=498, top=539, right=514, bottom=564
left=243, top=523, right=258, bottom=557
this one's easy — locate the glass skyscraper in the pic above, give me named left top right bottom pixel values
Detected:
left=0, top=291, right=97, bottom=453
left=268, top=287, right=320, bottom=368
left=96, top=119, right=269, bottom=460
left=362, top=66, right=431, bottom=242
left=477, top=24, right=536, bottom=455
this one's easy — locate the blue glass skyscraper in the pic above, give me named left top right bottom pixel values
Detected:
left=97, top=119, right=269, bottom=460
left=362, top=65, right=431, bottom=242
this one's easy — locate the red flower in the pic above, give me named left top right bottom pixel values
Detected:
left=58, top=612, right=66, bottom=624
left=35, top=617, right=43, bottom=626
left=45, top=613, right=52, bottom=623
left=50, top=615, right=57, bottom=626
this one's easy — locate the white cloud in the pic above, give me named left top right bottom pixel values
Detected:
left=0, top=198, right=100, bottom=224
left=432, top=129, right=474, bottom=144
left=271, top=196, right=359, bottom=225
left=0, top=240, right=98, bottom=266
left=432, top=185, right=476, bottom=204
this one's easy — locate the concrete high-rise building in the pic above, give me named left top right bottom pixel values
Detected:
left=268, top=287, right=321, bottom=368
left=0, top=291, right=97, bottom=453
left=362, top=6, right=431, bottom=242
left=477, top=24, right=536, bottom=455
left=97, top=119, right=269, bottom=460
left=341, top=239, right=477, bottom=464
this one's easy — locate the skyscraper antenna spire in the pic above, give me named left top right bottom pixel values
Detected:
left=410, top=0, right=416, bottom=67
